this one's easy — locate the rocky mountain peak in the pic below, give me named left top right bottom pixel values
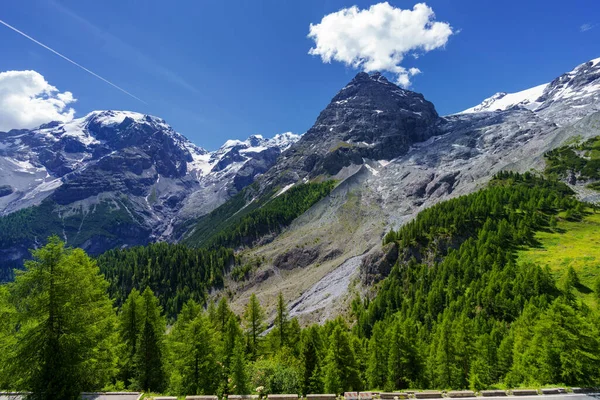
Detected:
left=257, top=72, right=442, bottom=187
left=329, top=71, right=432, bottom=117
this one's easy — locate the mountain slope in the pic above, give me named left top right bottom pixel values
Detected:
left=0, top=110, right=298, bottom=276
left=178, top=71, right=444, bottom=247
left=215, top=57, right=600, bottom=322
left=2, top=56, right=600, bottom=321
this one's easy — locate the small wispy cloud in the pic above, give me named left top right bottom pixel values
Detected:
left=580, top=23, right=596, bottom=32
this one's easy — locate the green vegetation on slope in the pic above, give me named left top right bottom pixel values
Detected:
left=0, top=197, right=144, bottom=282
left=97, top=242, right=235, bottom=319
left=2, top=172, right=600, bottom=397
left=0, top=197, right=141, bottom=250
left=183, top=181, right=336, bottom=249
left=517, top=209, right=600, bottom=309
left=354, top=171, right=599, bottom=388
left=545, top=135, right=600, bottom=188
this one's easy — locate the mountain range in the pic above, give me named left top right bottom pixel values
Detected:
left=1, top=57, right=600, bottom=319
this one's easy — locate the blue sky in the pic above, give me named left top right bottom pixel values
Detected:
left=0, top=0, right=598, bottom=149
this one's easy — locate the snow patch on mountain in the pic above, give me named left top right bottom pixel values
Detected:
left=459, top=57, right=600, bottom=125
left=461, top=83, right=548, bottom=114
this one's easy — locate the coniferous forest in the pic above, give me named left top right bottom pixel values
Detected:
left=0, top=173, right=599, bottom=399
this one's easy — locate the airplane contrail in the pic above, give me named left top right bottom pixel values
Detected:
left=0, top=18, right=147, bottom=104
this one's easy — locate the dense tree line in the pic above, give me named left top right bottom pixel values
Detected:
left=184, top=181, right=336, bottom=249
left=97, top=242, right=235, bottom=319
left=0, top=198, right=140, bottom=282
left=0, top=240, right=358, bottom=398
left=1, top=173, right=600, bottom=398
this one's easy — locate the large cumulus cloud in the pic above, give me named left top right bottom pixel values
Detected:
left=0, top=70, right=76, bottom=131
left=308, top=2, right=453, bottom=87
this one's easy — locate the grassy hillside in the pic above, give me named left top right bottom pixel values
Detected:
left=517, top=209, right=600, bottom=309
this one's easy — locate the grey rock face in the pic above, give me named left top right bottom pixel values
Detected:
left=273, top=246, right=321, bottom=270
left=359, top=242, right=398, bottom=285
left=259, top=72, right=441, bottom=189
left=241, top=58, right=600, bottom=321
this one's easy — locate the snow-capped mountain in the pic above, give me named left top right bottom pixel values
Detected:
left=460, top=57, right=600, bottom=125
left=0, top=109, right=299, bottom=267
left=0, top=110, right=194, bottom=215
left=187, top=133, right=300, bottom=180
left=0, top=110, right=298, bottom=216
left=460, top=83, right=548, bottom=114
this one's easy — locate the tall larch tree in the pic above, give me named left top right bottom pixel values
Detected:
left=168, top=301, right=221, bottom=396
left=134, top=287, right=167, bottom=393
left=275, top=292, right=289, bottom=349
left=366, top=321, right=388, bottom=389
left=8, top=237, right=118, bottom=399
left=243, top=293, right=265, bottom=360
left=118, top=288, right=144, bottom=387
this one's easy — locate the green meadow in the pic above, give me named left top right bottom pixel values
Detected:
left=518, top=209, right=600, bottom=309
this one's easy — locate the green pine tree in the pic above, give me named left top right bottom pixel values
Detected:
left=134, top=287, right=166, bottom=392
left=323, top=325, right=361, bottom=393
left=387, top=319, right=418, bottom=390
left=7, top=236, right=118, bottom=399
left=223, top=314, right=244, bottom=393
left=215, top=296, right=233, bottom=332
left=230, top=337, right=249, bottom=394
left=169, top=303, right=220, bottom=395
left=243, top=293, right=265, bottom=360
left=300, top=326, right=323, bottom=395
left=469, top=333, right=496, bottom=390
left=275, top=292, right=289, bottom=349
left=118, top=288, right=144, bottom=387
left=366, top=322, right=388, bottom=390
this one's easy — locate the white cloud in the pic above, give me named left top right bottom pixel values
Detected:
left=308, top=2, right=453, bottom=87
left=0, top=70, right=76, bottom=131
left=580, top=23, right=596, bottom=32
